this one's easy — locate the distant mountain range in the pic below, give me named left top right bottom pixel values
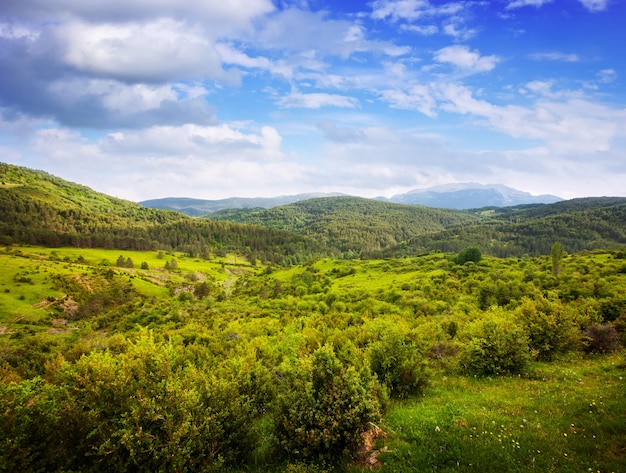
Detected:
left=139, top=193, right=347, bottom=216
left=140, top=184, right=562, bottom=215
left=380, top=183, right=562, bottom=209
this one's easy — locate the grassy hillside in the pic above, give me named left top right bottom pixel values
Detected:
left=0, top=163, right=326, bottom=264
left=397, top=197, right=626, bottom=257
left=1, top=245, right=625, bottom=472
left=207, top=196, right=481, bottom=257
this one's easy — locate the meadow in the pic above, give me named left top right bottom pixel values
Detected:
left=1, top=245, right=625, bottom=472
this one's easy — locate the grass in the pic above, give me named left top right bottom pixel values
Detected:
left=379, top=352, right=626, bottom=472
left=0, top=246, right=259, bottom=328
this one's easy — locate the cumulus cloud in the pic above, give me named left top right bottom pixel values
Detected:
left=528, top=51, right=580, bottom=62
left=434, top=45, right=499, bottom=73
left=506, top=0, right=553, bottom=9
left=277, top=90, right=360, bottom=109
left=57, top=19, right=234, bottom=84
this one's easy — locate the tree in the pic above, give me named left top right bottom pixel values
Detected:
left=454, top=246, right=482, bottom=265
left=551, top=242, right=564, bottom=276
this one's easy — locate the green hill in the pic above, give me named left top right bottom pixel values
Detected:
left=207, top=196, right=481, bottom=257
left=0, top=163, right=325, bottom=264
left=397, top=197, right=626, bottom=257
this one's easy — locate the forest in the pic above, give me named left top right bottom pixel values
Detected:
left=1, top=163, right=625, bottom=472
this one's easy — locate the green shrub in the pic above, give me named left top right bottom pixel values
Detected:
left=57, top=333, right=255, bottom=472
left=459, top=310, right=531, bottom=376
left=368, top=331, right=430, bottom=398
left=514, top=295, right=580, bottom=360
left=0, top=377, right=90, bottom=473
left=454, top=246, right=482, bottom=265
left=274, top=345, right=381, bottom=463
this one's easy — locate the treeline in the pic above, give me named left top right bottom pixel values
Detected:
left=394, top=199, right=626, bottom=257
left=0, top=164, right=326, bottom=264
left=207, top=196, right=480, bottom=256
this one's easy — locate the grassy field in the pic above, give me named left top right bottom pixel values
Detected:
left=379, top=352, right=626, bottom=473
left=0, top=246, right=258, bottom=328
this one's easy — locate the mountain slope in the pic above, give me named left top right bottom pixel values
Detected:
left=140, top=193, right=347, bottom=215
left=393, top=197, right=626, bottom=257
left=207, top=196, right=481, bottom=257
left=0, top=163, right=326, bottom=264
left=385, top=183, right=562, bottom=209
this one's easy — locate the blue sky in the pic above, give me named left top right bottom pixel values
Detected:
left=1, top=0, right=625, bottom=201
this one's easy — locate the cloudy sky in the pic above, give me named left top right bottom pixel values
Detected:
left=1, top=0, right=625, bottom=202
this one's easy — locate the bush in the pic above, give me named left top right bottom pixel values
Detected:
left=584, top=324, right=621, bottom=354
left=455, top=246, right=482, bottom=265
left=514, top=295, right=580, bottom=360
left=274, top=345, right=382, bottom=463
left=368, top=331, right=430, bottom=398
left=459, top=311, right=531, bottom=376
left=57, top=333, right=255, bottom=472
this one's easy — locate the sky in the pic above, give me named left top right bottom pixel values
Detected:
left=1, top=0, right=625, bottom=202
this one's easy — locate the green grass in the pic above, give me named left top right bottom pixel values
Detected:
left=379, top=353, right=626, bottom=472
left=0, top=246, right=259, bottom=327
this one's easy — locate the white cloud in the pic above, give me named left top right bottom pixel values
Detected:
left=597, top=68, right=617, bottom=83
left=58, top=19, right=234, bottom=84
left=277, top=90, right=360, bottom=109
left=4, top=0, right=275, bottom=35
left=434, top=45, right=499, bottom=73
left=506, top=0, right=553, bottom=9
left=436, top=82, right=626, bottom=154
left=254, top=7, right=403, bottom=59
left=379, top=85, right=437, bottom=117
left=400, top=24, right=439, bottom=35
left=578, top=0, right=608, bottom=12
left=370, top=0, right=464, bottom=22
left=528, top=51, right=580, bottom=62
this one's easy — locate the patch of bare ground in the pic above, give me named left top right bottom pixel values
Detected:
left=353, top=422, right=387, bottom=469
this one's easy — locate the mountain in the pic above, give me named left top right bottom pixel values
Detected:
left=140, top=193, right=347, bottom=216
left=206, top=196, right=481, bottom=257
left=392, top=196, right=626, bottom=258
left=0, top=163, right=326, bottom=264
left=384, top=183, right=562, bottom=209
left=2, top=163, right=625, bottom=260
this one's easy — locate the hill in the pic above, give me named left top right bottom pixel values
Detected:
left=140, top=192, right=347, bottom=215
left=206, top=196, right=481, bottom=257
left=0, top=163, right=325, bottom=264
left=384, top=183, right=562, bottom=209
left=394, top=197, right=626, bottom=257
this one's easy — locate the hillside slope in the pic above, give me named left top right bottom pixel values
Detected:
left=140, top=193, right=347, bottom=215
left=207, top=196, right=481, bottom=257
left=396, top=197, right=626, bottom=257
left=0, top=163, right=326, bottom=264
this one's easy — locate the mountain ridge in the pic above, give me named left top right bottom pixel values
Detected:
left=140, top=183, right=562, bottom=215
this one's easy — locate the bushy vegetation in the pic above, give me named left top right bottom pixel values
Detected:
left=1, top=244, right=625, bottom=471
left=1, top=164, right=626, bottom=471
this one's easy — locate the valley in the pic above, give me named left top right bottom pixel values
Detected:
left=0, top=163, right=625, bottom=472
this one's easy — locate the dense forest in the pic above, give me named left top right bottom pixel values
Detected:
left=0, top=164, right=325, bottom=264
left=1, top=163, right=625, bottom=472
left=208, top=195, right=626, bottom=258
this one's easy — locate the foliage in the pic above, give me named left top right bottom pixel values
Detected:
left=56, top=333, right=254, bottom=472
left=459, top=310, right=531, bottom=376
left=368, top=330, right=430, bottom=398
left=454, top=246, right=483, bottom=265
left=514, top=295, right=580, bottom=361
left=551, top=242, right=564, bottom=276
left=274, top=345, right=382, bottom=463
